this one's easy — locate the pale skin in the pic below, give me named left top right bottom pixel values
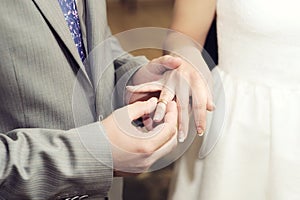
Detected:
left=102, top=57, right=182, bottom=176
left=128, top=0, right=216, bottom=141
left=101, top=0, right=217, bottom=176
left=157, top=0, right=216, bottom=138
left=172, top=0, right=216, bottom=47
left=102, top=98, right=178, bottom=176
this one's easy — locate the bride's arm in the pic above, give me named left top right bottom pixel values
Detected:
left=171, top=0, right=216, bottom=47
left=129, top=1, right=217, bottom=141
left=157, top=0, right=217, bottom=140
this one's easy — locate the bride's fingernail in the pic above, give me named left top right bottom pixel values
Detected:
left=198, top=132, right=204, bottom=137
left=178, top=131, right=185, bottom=143
left=153, top=113, right=162, bottom=122
left=197, top=127, right=204, bottom=136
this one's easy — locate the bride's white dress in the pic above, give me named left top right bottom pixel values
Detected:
left=169, top=0, right=300, bottom=199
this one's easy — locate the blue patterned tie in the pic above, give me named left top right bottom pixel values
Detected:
left=58, top=0, right=86, bottom=62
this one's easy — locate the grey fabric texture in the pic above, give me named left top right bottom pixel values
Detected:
left=0, top=0, right=147, bottom=199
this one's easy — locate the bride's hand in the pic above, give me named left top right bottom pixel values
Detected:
left=127, top=54, right=214, bottom=142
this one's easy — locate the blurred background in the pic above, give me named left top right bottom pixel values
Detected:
left=107, top=1, right=217, bottom=199
left=108, top=0, right=174, bottom=60
left=108, top=1, right=175, bottom=199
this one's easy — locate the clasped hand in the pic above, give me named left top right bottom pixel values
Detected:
left=128, top=55, right=214, bottom=142
left=102, top=54, right=214, bottom=176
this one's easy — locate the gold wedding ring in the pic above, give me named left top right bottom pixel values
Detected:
left=158, top=99, right=168, bottom=106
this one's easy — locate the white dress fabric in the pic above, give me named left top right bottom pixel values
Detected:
left=169, top=0, right=300, bottom=200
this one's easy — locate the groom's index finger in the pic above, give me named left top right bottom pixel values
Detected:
left=147, top=101, right=178, bottom=151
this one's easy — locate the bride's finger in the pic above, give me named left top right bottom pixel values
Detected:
left=153, top=88, right=175, bottom=122
left=205, top=81, right=215, bottom=111
left=191, top=81, right=208, bottom=136
left=174, top=74, right=190, bottom=142
left=176, top=93, right=190, bottom=142
left=153, top=72, right=176, bottom=122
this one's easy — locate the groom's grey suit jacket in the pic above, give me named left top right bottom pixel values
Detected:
left=0, top=0, right=146, bottom=199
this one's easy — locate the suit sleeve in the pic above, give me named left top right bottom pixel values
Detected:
left=0, top=122, right=112, bottom=199
left=104, top=27, right=149, bottom=108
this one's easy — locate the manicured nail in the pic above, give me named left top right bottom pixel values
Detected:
left=198, top=132, right=204, bottom=137
left=153, top=113, right=162, bottom=122
left=178, top=131, right=185, bottom=143
left=197, top=127, right=204, bottom=136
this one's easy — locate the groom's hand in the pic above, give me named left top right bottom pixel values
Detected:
left=102, top=97, right=178, bottom=175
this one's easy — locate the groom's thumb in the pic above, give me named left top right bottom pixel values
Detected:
left=128, top=97, right=158, bottom=120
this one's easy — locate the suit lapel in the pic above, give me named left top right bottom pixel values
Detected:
left=32, top=0, right=91, bottom=84
left=85, top=0, right=107, bottom=53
